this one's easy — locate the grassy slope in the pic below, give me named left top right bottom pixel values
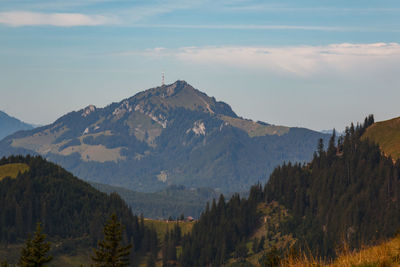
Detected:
left=219, top=115, right=289, bottom=137
left=362, top=116, right=400, bottom=160
left=0, top=163, right=29, bottom=180
left=281, top=235, right=400, bottom=267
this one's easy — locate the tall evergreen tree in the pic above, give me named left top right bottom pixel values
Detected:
left=92, top=214, right=132, bottom=267
left=146, top=253, right=156, bottom=267
left=19, top=223, right=52, bottom=267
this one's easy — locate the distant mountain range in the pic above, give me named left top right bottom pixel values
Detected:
left=0, top=111, right=34, bottom=140
left=0, top=81, right=329, bottom=193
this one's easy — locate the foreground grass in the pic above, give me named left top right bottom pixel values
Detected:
left=280, top=235, right=400, bottom=267
left=0, top=163, right=29, bottom=180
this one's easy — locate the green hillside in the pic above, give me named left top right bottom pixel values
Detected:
left=0, top=163, right=29, bottom=180
left=362, top=116, right=400, bottom=160
left=0, top=155, right=157, bottom=266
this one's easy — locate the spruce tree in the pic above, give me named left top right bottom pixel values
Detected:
left=146, top=253, right=156, bottom=267
left=92, top=213, right=132, bottom=267
left=19, top=223, right=52, bottom=267
left=252, top=237, right=259, bottom=254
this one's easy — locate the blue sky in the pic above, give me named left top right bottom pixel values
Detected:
left=1, top=0, right=400, bottom=131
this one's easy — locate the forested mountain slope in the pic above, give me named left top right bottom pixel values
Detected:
left=0, top=81, right=329, bottom=193
left=179, top=115, right=400, bottom=265
left=92, top=182, right=218, bottom=219
left=0, top=155, right=157, bottom=264
left=265, top=115, right=400, bottom=257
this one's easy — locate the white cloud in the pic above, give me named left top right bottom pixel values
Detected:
left=0, top=11, right=117, bottom=27
left=129, top=43, right=400, bottom=77
left=131, top=24, right=347, bottom=31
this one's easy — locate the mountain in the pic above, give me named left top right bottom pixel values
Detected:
left=0, top=81, right=329, bottom=193
left=0, top=155, right=157, bottom=265
left=362, top=116, right=400, bottom=160
left=0, top=111, right=34, bottom=140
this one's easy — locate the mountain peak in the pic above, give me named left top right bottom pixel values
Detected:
left=81, top=105, right=96, bottom=117
left=128, top=80, right=237, bottom=118
left=154, top=80, right=194, bottom=98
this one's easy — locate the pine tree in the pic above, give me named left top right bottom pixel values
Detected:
left=258, top=236, right=265, bottom=252
left=19, top=223, right=52, bottom=267
left=146, top=253, right=156, bottom=267
left=252, top=237, right=259, bottom=254
left=92, top=214, right=132, bottom=267
left=234, top=241, right=248, bottom=262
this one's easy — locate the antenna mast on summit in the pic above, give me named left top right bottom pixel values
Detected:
left=162, top=72, right=165, bottom=86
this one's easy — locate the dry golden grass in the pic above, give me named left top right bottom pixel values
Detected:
left=279, top=236, right=400, bottom=267
left=0, top=163, right=29, bottom=180
left=331, top=236, right=400, bottom=267
left=362, top=117, right=400, bottom=160
left=219, top=115, right=289, bottom=137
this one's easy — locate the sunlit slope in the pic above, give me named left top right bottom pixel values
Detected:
left=363, top=116, right=400, bottom=160
left=282, top=235, right=400, bottom=267
left=0, top=163, right=29, bottom=180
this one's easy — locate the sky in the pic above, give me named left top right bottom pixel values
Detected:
left=0, top=0, right=400, bottom=131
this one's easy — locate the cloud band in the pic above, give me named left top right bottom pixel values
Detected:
left=0, top=11, right=116, bottom=27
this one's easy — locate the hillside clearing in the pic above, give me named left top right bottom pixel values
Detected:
left=0, top=163, right=29, bottom=180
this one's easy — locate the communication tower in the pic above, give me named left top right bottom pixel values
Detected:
left=162, top=72, right=165, bottom=86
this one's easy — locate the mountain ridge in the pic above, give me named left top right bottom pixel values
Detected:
left=0, top=81, right=329, bottom=193
left=0, top=111, right=34, bottom=141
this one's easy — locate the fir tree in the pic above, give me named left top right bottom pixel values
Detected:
left=258, top=236, right=265, bottom=252
left=252, top=237, right=259, bottom=254
left=92, top=214, right=132, bottom=267
left=146, top=253, right=156, bottom=267
left=19, top=223, right=52, bottom=267
left=234, top=241, right=248, bottom=262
